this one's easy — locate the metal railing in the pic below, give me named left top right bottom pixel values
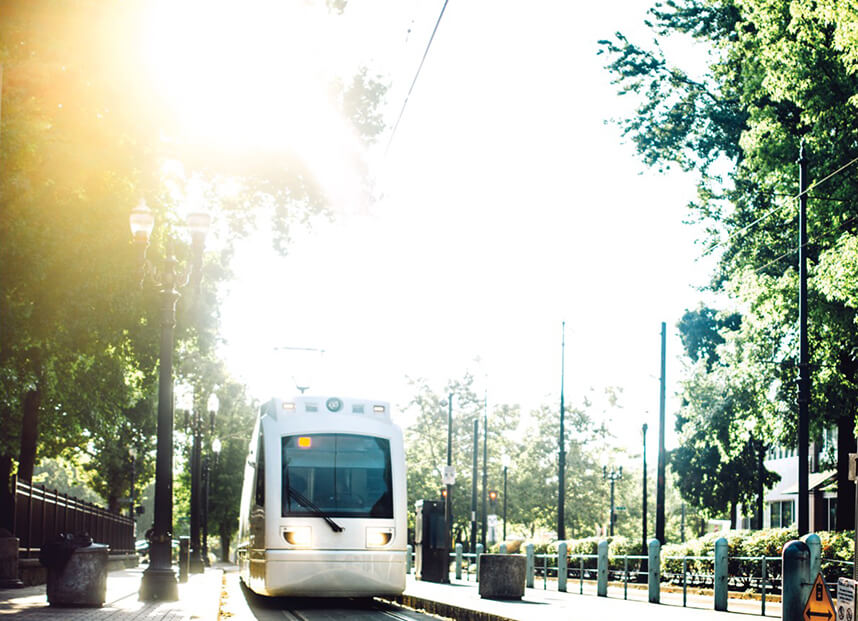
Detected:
left=12, top=475, right=134, bottom=557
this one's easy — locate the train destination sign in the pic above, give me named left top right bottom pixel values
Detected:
left=804, top=573, right=836, bottom=621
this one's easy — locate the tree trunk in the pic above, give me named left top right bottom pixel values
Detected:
left=17, top=388, right=41, bottom=483
left=0, top=455, right=13, bottom=533
left=836, top=414, right=856, bottom=531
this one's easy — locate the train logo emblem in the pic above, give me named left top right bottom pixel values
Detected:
left=326, top=397, right=343, bottom=412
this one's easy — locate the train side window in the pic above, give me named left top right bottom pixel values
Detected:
left=254, top=431, right=265, bottom=506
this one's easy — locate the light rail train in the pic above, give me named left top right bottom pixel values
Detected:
left=236, top=395, right=407, bottom=597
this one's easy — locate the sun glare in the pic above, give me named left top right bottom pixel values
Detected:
left=143, top=0, right=368, bottom=213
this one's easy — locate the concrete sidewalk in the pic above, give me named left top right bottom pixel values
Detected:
left=0, top=564, right=223, bottom=620
left=390, top=574, right=780, bottom=621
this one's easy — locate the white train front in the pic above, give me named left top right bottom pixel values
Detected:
left=236, top=396, right=407, bottom=597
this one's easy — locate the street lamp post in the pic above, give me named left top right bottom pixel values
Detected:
left=210, top=438, right=222, bottom=562
left=603, top=465, right=623, bottom=537
left=501, top=454, right=510, bottom=542
left=129, top=447, right=137, bottom=521
left=201, top=394, right=218, bottom=569
left=131, top=199, right=210, bottom=601
left=443, top=394, right=452, bottom=584
left=189, top=392, right=204, bottom=574
left=641, top=423, right=647, bottom=553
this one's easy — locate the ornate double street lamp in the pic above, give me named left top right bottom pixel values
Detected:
left=189, top=392, right=219, bottom=573
left=130, top=199, right=211, bottom=601
left=201, top=395, right=219, bottom=568
left=603, top=465, right=623, bottom=537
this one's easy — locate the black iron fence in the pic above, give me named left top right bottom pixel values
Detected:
left=12, top=476, right=134, bottom=557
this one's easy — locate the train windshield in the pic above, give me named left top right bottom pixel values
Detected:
left=282, top=434, right=393, bottom=519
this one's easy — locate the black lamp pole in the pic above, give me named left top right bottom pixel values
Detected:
left=131, top=200, right=209, bottom=602
left=201, top=395, right=218, bottom=568
left=189, top=399, right=204, bottom=573
left=443, top=394, right=452, bottom=584
left=603, top=465, right=623, bottom=537
left=641, top=423, right=648, bottom=553
left=502, top=456, right=509, bottom=542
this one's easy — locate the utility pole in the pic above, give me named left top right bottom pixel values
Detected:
left=471, top=418, right=478, bottom=553
left=481, top=390, right=488, bottom=548
left=558, top=321, right=567, bottom=540
left=656, top=322, right=667, bottom=545
left=797, top=144, right=810, bottom=536
left=641, top=423, right=648, bottom=553
left=444, top=394, right=452, bottom=583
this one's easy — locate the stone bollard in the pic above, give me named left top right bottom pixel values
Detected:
left=455, top=543, right=463, bottom=579
left=478, top=554, right=526, bottom=600
left=714, top=537, right=728, bottom=611
left=525, top=544, right=534, bottom=588
left=803, top=533, right=821, bottom=581
left=0, top=535, right=23, bottom=588
left=558, top=542, right=568, bottom=592
left=597, top=540, right=608, bottom=597
left=178, top=537, right=190, bottom=584
left=406, top=544, right=413, bottom=574
left=648, top=538, right=661, bottom=604
left=46, top=543, right=108, bottom=606
left=476, top=544, right=483, bottom=582
left=783, top=540, right=810, bottom=621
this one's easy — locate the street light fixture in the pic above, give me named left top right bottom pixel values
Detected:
left=131, top=198, right=210, bottom=601
left=603, top=464, right=623, bottom=537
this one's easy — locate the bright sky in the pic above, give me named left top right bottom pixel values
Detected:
left=147, top=0, right=719, bottom=451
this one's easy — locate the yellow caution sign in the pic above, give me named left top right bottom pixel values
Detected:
left=805, top=573, right=836, bottom=621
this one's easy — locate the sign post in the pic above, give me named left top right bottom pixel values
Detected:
left=837, top=577, right=857, bottom=621
left=804, top=573, right=836, bottom=621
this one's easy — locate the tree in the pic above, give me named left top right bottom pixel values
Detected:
left=601, top=0, right=858, bottom=529
left=0, top=0, right=389, bottom=530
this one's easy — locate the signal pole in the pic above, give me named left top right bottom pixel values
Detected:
left=797, top=144, right=810, bottom=536
left=558, top=321, right=566, bottom=540
left=656, top=322, right=667, bottom=544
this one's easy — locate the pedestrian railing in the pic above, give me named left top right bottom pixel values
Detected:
left=12, top=475, right=134, bottom=557
left=408, top=534, right=853, bottom=618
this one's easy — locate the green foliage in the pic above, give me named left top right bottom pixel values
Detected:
left=602, top=0, right=858, bottom=528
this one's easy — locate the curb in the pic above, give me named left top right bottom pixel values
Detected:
left=384, top=593, right=515, bottom=621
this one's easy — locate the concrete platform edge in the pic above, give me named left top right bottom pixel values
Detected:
left=383, top=593, right=516, bottom=621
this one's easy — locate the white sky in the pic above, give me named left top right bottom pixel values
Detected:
left=204, top=0, right=719, bottom=451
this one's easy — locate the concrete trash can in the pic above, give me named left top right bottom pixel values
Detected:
left=478, top=553, right=526, bottom=599
left=45, top=542, right=109, bottom=606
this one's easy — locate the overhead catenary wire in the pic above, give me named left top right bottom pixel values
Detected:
left=701, top=153, right=858, bottom=260
left=384, top=0, right=451, bottom=155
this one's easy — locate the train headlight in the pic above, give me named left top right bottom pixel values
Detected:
left=366, top=527, right=393, bottom=547
left=283, top=527, right=311, bottom=546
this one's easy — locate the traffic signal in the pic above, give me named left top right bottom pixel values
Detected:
left=488, top=489, right=498, bottom=506
left=440, top=488, right=448, bottom=499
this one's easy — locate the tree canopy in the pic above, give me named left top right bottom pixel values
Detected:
left=601, top=0, right=858, bottom=528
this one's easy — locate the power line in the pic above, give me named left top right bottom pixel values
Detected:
left=384, top=0, right=451, bottom=155
left=702, top=153, right=858, bottom=259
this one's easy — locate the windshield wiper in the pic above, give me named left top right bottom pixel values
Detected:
left=287, top=487, right=344, bottom=533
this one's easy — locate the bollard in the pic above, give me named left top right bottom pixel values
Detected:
left=525, top=544, right=534, bottom=588
left=476, top=544, right=483, bottom=583
left=597, top=540, right=608, bottom=597
left=648, top=538, right=660, bottom=604
left=783, top=539, right=811, bottom=621
left=455, top=543, right=463, bottom=579
left=558, top=543, right=568, bottom=592
left=499, top=543, right=507, bottom=554
left=803, top=533, right=821, bottom=581
left=714, top=537, right=728, bottom=611
left=407, top=544, right=413, bottom=575
left=178, top=536, right=190, bottom=584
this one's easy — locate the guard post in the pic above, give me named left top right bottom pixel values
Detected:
left=597, top=540, right=608, bottom=597
left=714, top=537, right=728, bottom=611
left=558, top=542, right=568, bottom=592
left=782, top=539, right=810, bottom=621
left=525, top=543, right=534, bottom=588
left=648, top=538, right=660, bottom=604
